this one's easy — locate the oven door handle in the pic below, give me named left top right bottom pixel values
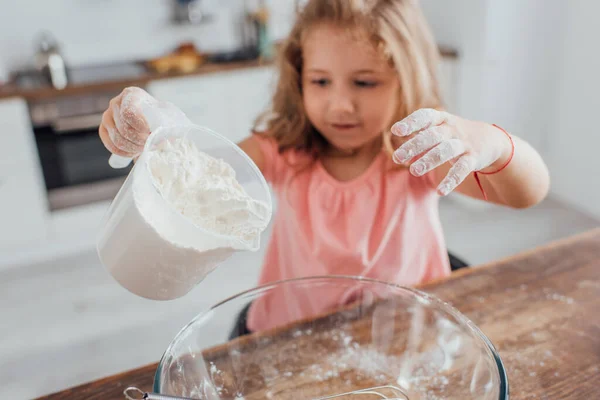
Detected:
left=53, top=113, right=103, bottom=133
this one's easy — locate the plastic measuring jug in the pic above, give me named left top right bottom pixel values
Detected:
left=96, top=124, right=272, bottom=300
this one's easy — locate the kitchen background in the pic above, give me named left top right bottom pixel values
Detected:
left=0, top=0, right=598, bottom=398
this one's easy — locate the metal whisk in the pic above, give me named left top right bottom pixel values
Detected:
left=125, top=385, right=409, bottom=400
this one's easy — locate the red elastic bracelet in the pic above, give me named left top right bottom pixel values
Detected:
left=473, top=124, right=515, bottom=201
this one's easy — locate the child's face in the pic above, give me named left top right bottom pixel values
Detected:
left=302, top=23, right=400, bottom=153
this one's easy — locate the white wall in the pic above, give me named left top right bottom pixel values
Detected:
left=478, top=0, right=567, bottom=156
left=424, top=0, right=599, bottom=218
left=420, top=0, right=491, bottom=120
left=421, top=0, right=567, bottom=154
left=0, top=0, right=296, bottom=81
left=546, top=1, right=600, bottom=219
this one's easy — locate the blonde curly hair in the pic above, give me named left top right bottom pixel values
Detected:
left=254, top=0, right=443, bottom=158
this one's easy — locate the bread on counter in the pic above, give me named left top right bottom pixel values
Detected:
left=147, top=43, right=205, bottom=74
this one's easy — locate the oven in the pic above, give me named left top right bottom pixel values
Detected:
left=29, top=91, right=133, bottom=210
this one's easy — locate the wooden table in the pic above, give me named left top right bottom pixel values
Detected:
left=39, top=229, right=600, bottom=399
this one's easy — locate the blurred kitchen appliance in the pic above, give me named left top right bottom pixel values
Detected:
left=29, top=87, right=138, bottom=210
left=172, top=0, right=213, bottom=24
left=34, top=32, right=69, bottom=90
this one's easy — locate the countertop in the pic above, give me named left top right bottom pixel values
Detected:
left=0, top=58, right=271, bottom=102
left=37, top=228, right=600, bottom=399
left=0, top=46, right=459, bottom=102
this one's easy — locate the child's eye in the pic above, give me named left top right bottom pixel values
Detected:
left=311, top=78, right=330, bottom=87
left=355, top=80, right=378, bottom=88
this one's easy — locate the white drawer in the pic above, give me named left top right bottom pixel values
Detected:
left=147, top=72, right=229, bottom=107
left=0, top=169, right=48, bottom=249
left=147, top=73, right=230, bottom=135
left=225, top=67, right=277, bottom=141
left=0, top=97, right=39, bottom=168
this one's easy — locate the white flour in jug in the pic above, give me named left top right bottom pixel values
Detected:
left=146, top=136, right=270, bottom=242
left=99, top=136, right=271, bottom=300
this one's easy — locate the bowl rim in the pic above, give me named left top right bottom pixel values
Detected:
left=153, top=274, right=509, bottom=399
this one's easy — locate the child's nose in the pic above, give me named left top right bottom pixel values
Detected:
left=328, top=90, right=356, bottom=114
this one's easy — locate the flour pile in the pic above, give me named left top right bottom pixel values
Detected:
left=147, top=137, right=270, bottom=243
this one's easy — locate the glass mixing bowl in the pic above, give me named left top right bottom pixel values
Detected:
left=154, top=276, right=508, bottom=399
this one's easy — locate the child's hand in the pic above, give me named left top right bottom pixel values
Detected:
left=99, top=87, right=190, bottom=158
left=391, top=108, right=513, bottom=195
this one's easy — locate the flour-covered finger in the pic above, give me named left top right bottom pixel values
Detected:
left=409, top=138, right=466, bottom=176
left=102, top=109, right=143, bottom=155
left=112, top=102, right=147, bottom=147
left=117, top=87, right=154, bottom=141
left=437, top=154, right=476, bottom=196
left=99, top=123, right=136, bottom=157
left=391, top=108, right=450, bottom=137
left=393, top=124, right=453, bottom=164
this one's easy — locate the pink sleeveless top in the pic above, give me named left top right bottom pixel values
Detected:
left=247, top=135, right=450, bottom=332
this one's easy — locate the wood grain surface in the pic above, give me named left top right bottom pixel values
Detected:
left=38, top=229, right=600, bottom=400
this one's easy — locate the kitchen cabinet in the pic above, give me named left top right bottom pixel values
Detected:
left=146, top=66, right=276, bottom=144
left=147, top=73, right=231, bottom=136
left=0, top=171, right=47, bottom=246
left=0, top=98, right=48, bottom=249
left=220, top=67, right=277, bottom=141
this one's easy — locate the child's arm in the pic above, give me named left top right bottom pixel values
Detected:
left=391, top=109, right=550, bottom=208
left=437, top=126, right=549, bottom=208
left=237, top=136, right=267, bottom=174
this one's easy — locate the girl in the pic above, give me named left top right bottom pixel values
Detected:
left=99, top=0, right=549, bottom=335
